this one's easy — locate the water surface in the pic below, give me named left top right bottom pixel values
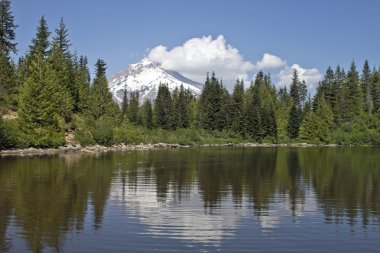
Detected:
left=0, top=147, right=379, bottom=252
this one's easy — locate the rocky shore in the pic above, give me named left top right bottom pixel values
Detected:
left=0, top=142, right=342, bottom=157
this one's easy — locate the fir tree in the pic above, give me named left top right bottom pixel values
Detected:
left=90, top=59, right=119, bottom=119
left=175, top=85, right=190, bottom=128
left=155, top=83, right=174, bottom=130
left=74, top=55, right=91, bottom=114
left=29, top=16, right=50, bottom=58
left=361, top=60, right=373, bottom=114
left=18, top=16, right=68, bottom=142
left=120, top=87, right=128, bottom=122
left=198, top=72, right=226, bottom=131
left=141, top=99, right=153, bottom=129
left=245, top=75, right=263, bottom=140
left=372, top=71, right=380, bottom=112
left=299, top=96, right=333, bottom=143
left=50, top=18, right=74, bottom=120
left=0, top=0, right=17, bottom=55
left=127, top=91, right=139, bottom=124
left=0, top=0, right=17, bottom=110
left=344, top=61, right=363, bottom=121
left=288, top=69, right=303, bottom=138
left=229, top=79, right=244, bottom=133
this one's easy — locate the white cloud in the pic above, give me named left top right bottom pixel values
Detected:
left=146, top=35, right=322, bottom=92
left=255, top=53, right=287, bottom=70
left=147, top=35, right=254, bottom=88
left=277, top=64, right=322, bottom=90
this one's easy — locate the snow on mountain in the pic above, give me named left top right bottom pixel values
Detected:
left=108, top=58, right=203, bottom=104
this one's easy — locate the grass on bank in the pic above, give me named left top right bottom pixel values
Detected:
left=2, top=114, right=380, bottom=149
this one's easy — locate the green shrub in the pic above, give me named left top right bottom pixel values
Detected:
left=113, top=125, right=143, bottom=144
left=1, top=119, right=19, bottom=148
left=91, top=117, right=115, bottom=146
left=17, top=126, right=65, bottom=148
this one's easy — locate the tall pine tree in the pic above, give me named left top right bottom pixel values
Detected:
left=288, top=69, right=303, bottom=139
left=155, top=83, right=174, bottom=130
left=0, top=0, right=17, bottom=110
left=90, top=59, right=119, bottom=119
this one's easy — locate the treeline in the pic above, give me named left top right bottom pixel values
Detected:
left=1, top=0, right=380, bottom=149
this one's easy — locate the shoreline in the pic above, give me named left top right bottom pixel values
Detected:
left=0, top=142, right=346, bottom=157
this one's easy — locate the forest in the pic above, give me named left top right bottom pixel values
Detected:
left=1, top=0, right=380, bottom=149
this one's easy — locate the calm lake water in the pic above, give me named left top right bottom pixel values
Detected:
left=0, top=147, right=379, bottom=253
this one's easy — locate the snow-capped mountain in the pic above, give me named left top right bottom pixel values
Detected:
left=108, top=59, right=203, bottom=104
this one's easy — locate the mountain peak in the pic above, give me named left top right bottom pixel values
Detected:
left=108, top=59, right=203, bottom=105
left=130, top=58, right=156, bottom=69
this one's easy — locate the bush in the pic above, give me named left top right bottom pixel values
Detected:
left=18, top=126, right=65, bottom=148
left=1, top=119, right=19, bottom=148
left=113, top=125, right=143, bottom=144
left=91, top=117, right=115, bottom=146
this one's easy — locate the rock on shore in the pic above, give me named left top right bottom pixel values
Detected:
left=0, top=142, right=341, bottom=157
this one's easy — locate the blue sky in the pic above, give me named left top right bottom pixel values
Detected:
left=12, top=0, right=380, bottom=90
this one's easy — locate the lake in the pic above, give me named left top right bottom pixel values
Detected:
left=0, top=147, right=379, bottom=253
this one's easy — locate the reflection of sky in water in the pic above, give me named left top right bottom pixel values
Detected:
left=109, top=171, right=318, bottom=246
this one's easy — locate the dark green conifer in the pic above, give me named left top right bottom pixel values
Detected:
left=90, top=59, right=119, bottom=119
left=0, top=0, right=17, bottom=110
left=142, top=99, right=153, bottom=129
left=155, top=83, right=174, bottom=130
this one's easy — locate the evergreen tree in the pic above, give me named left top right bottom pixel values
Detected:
left=90, top=59, right=119, bottom=119
left=175, top=85, right=190, bottom=128
left=245, top=75, right=263, bottom=140
left=127, top=91, right=139, bottom=124
left=18, top=16, right=71, bottom=147
left=141, top=99, right=153, bottom=129
left=50, top=18, right=74, bottom=120
left=0, top=0, right=17, bottom=55
left=288, top=70, right=303, bottom=139
left=229, top=79, right=244, bottom=133
left=155, top=83, right=174, bottom=130
left=372, top=71, right=380, bottom=112
left=344, top=61, right=363, bottom=121
left=0, top=0, right=17, bottom=110
left=198, top=72, right=226, bottom=131
left=29, top=16, right=50, bottom=58
left=120, top=87, right=128, bottom=122
left=299, top=96, right=333, bottom=143
left=361, top=60, right=373, bottom=114
left=74, top=55, right=91, bottom=114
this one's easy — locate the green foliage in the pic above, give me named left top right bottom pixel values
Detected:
left=90, top=59, right=120, bottom=119
left=113, top=123, right=143, bottom=144
left=0, top=0, right=17, bottom=55
left=72, top=114, right=95, bottom=145
left=91, top=117, right=115, bottom=146
left=29, top=16, right=50, bottom=58
left=229, top=79, right=245, bottom=133
left=141, top=99, right=153, bottom=129
left=74, top=55, right=92, bottom=114
left=173, top=85, right=190, bottom=128
left=127, top=91, right=139, bottom=124
left=198, top=72, right=227, bottom=131
left=17, top=124, right=65, bottom=148
left=0, top=0, right=17, bottom=111
left=155, top=83, right=174, bottom=130
left=288, top=70, right=304, bottom=139
left=0, top=118, right=18, bottom=148
left=0, top=115, right=4, bottom=148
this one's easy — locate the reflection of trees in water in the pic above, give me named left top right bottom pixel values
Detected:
left=0, top=154, right=115, bottom=253
left=298, top=148, right=380, bottom=227
left=0, top=148, right=379, bottom=252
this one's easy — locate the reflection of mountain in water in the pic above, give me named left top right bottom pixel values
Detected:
left=109, top=170, right=318, bottom=245
left=110, top=177, right=244, bottom=245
